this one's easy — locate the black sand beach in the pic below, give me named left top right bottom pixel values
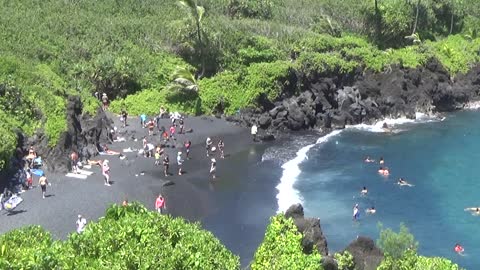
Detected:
left=0, top=113, right=281, bottom=266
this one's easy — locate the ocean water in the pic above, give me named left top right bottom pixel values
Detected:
left=280, top=110, right=480, bottom=269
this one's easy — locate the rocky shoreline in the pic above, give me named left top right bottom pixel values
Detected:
left=228, top=59, right=480, bottom=138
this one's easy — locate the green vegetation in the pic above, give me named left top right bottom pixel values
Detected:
left=251, top=214, right=322, bottom=270
left=334, top=251, right=354, bottom=270
left=0, top=202, right=239, bottom=269
left=377, top=222, right=419, bottom=259
left=376, top=223, right=461, bottom=270
left=1, top=0, right=480, bottom=170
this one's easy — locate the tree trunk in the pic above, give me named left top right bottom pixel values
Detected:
left=375, top=0, right=381, bottom=42
left=196, top=20, right=205, bottom=79
left=449, top=10, right=454, bottom=35
left=412, top=0, right=420, bottom=35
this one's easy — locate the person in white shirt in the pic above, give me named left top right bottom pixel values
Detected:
left=251, top=124, right=258, bottom=142
left=76, top=215, right=87, bottom=233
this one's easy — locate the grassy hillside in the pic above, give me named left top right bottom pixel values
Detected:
left=1, top=0, right=480, bottom=169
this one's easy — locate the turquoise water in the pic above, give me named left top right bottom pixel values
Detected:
left=295, top=111, right=480, bottom=269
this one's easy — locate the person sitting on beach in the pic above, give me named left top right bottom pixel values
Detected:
left=122, top=199, right=129, bottom=206
left=26, top=146, right=37, bottom=168
left=366, top=206, right=376, bottom=214
left=361, top=186, right=368, bottom=196
left=454, top=243, right=465, bottom=255
left=144, top=143, right=155, bottom=158
left=464, top=207, right=480, bottom=216
left=102, top=144, right=121, bottom=155
left=378, top=167, right=389, bottom=176
left=397, top=177, right=413, bottom=187
left=364, top=156, right=375, bottom=163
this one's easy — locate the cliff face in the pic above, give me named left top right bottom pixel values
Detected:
left=19, top=97, right=113, bottom=173
left=230, top=59, right=480, bottom=135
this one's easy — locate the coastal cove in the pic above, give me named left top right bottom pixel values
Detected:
left=277, top=110, right=480, bottom=269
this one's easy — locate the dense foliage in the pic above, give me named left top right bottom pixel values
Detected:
left=251, top=214, right=322, bottom=270
left=377, top=222, right=419, bottom=259
left=376, top=223, right=461, bottom=270
left=2, top=0, right=480, bottom=169
left=378, top=249, right=461, bottom=270
left=0, top=202, right=239, bottom=269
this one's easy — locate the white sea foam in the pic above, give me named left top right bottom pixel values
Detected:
left=276, top=130, right=342, bottom=213
left=465, top=101, right=480, bottom=110
left=275, top=112, right=443, bottom=213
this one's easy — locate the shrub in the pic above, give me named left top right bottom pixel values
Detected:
left=227, top=0, right=275, bottom=19
left=377, top=223, right=419, bottom=259
left=378, top=249, right=461, bottom=270
left=334, top=251, right=354, bottom=270
left=251, top=214, right=322, bottom=270
left=0, top=202, right=240, bottom=270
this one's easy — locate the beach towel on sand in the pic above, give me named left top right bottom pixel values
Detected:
left=65, top=173, right=88, bottom=179
left=31, top=169, right=44, bottom=176
left=99, top=152, right=118, bottom=156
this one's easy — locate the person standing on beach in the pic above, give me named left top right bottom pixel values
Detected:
left=121, top=110, right=128, bottom=128
left=155, top=194, right=166, bottom=214
left=251, top=124, right=258, bottom=142
left=184, top=140, right=191, bottom=160
left=102, top=93, right=109, bottom=111
left=102, top=160, right=111, bottom=186
left=38, top=173, right=50, bottom=199
left=70, top=150, right=79, bottom=174
left=163, top=154, right=170, bottom=177
left=76, top=215, right=87, bottom=233
left=218, top=140, right=225, bottom=159
left=206, top=137, right=213, bottom=157
left=179, top=118, right=184, bottom=134
left=169, top=125, right=176, bottom=141
left=177, top=151, right=184, bottom=176
left=147, top=119, right=155, bottom=136
left=140, top=113, right=147, bottom=128
left=210, top=158, right=217, bottom=180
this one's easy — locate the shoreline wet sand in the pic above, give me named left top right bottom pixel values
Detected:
left=0, top=113, right=281, bottom=266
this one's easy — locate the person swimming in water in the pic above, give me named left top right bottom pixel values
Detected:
left=464, top=207, right=480, bottom=216
left=454, top=243, right=465, bottom=255
left=364, top=156, right=375, bottom=163
left=379, top=157, right=385, bottom=165
left=352, top=204, right=360, bottom=221
left=378, top=167, right=389, bottom=176
left=361, top=186, right=368, bottom=196
left=366, top=206, right=376, bottom=214
left=397, top=177, right=414, bottom=187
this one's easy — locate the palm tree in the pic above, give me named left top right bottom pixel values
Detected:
left=166, top=67, right=199, bottom=93
left=178, top=0, right=206, bottom=78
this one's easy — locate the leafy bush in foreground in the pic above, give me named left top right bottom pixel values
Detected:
left=377, top=222, right=419, bottom=259
left=0, top=202, right=240, bottom=270
left=377, top=249, right=461, bottom=270
left=251, top=214, right=322, bottom=270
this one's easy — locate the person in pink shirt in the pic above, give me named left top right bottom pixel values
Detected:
left=169, top=125, right=176, bottom=141
left=102, top=160, right=111, bottom=186
left=155, top=194, right=166, bottom=214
